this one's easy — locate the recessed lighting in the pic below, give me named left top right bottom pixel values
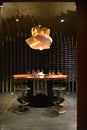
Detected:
left=60, top=19, right=64, bottom=22
left=11, top=92, right=14, bottom=95
left=0, top=2, right=4, bottom=7
left=16, top=18, right=19, bottom=22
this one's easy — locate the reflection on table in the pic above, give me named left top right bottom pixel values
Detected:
left=13, top=73, right=68, bottom=80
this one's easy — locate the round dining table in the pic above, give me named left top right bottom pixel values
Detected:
left=13, top=73, right=68, bottom=107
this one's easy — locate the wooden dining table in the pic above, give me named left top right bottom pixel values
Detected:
left=13, top=73, right=68, bottom=107
left=13, top=73, right=68, bottom=80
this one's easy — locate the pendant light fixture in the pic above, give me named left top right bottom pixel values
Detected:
left=25, top=25, right=53, bottom=50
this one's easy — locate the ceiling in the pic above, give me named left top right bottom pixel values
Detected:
left=0, top=2, right=76, bottom=19
left=0, top=2, right=76, bottom=37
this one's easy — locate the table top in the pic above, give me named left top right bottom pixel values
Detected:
left=13, top=73, right=68, bottom=80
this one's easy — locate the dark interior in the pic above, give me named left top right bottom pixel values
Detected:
left=0, top=0, right=87, bottom=130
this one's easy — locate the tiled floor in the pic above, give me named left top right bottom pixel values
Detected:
left=0, top=92, right=77, bottom=130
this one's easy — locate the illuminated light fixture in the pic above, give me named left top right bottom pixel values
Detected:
left=0, top=2, right=4, bottom=7
left=25, top=26, right=53, bottom=50
left=16, top=17, right=19, bottom=22
left=15, top=2, right=21, bottom=22
left=60, top=19, right=64, bottom=22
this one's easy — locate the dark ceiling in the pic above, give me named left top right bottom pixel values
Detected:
left=0, top=1, right=76, bottom=41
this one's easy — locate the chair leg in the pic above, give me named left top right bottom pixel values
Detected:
left=15, top=89, right=30, bottom=114
left=53, top=94, right=66, bottom=115
left=53, top=103, right=66, bottom=115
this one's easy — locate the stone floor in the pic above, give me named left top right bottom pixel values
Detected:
left=0, top=92, right=77, bottom=130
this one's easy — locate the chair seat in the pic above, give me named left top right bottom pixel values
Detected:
left=52, top=87, right=66, bottom=91
left=16, top=87, right=30, bottom=91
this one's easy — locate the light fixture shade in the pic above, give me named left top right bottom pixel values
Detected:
left=25, top=26, right=52, bottom=50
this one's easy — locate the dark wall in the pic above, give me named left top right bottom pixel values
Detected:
left=0, top=25, right=77, bottom=92
left=77, top=2, right=87, bottom=130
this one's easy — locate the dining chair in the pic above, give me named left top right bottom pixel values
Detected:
left=14, top=80, right=31, bottom=114
left=52, top=79, right=67, bottom=114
